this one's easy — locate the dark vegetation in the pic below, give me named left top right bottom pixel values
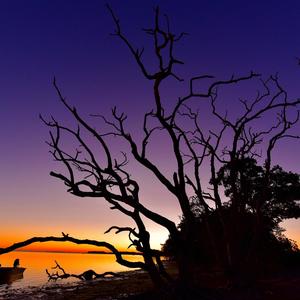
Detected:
left=1, top=5, right=300, bottom=299
left=163, top=159, right=300, bottom=277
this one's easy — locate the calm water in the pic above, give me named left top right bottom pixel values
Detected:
left=0, top=251, right=142, bottom=291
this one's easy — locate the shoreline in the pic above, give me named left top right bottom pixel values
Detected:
left=2, top=263, right=300, bottom=300
left=0, top=268, right=155, bottom=300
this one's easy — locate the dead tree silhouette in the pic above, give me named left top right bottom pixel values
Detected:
left=1, top=5, right=300, bottom=290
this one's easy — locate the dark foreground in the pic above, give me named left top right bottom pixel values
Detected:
left=2, top=266, right=300, bottom=300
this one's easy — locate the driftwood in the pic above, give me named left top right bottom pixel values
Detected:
left=46, top=261, right=122, bottom=281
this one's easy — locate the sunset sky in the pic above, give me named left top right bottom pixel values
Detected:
left=1, top=0, right=300, bottom=253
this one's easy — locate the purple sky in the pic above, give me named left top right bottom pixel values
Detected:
left=1, top=0, right=300, bottom=251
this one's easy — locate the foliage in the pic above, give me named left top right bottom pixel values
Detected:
left=164, top=158, right=300, bottom=272
left=217, top=158, right=300, bottom=223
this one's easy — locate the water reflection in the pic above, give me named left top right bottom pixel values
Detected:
left=0, top=251, right=142, bottom=289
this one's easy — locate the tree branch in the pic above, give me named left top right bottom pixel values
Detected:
left=0, top=233, right=145, bottom=270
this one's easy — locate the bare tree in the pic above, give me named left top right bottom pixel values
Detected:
left=1, top=5, right=300, bottom=290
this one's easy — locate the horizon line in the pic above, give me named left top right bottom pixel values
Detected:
left=13, top=249, right=142, bottom=255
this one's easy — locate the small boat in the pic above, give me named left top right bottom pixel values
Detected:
left=0, top=267, right=26, bottom=284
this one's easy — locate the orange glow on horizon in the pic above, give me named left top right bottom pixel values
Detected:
left=1, top=240, right=132, bottom=254
left=0, top=225, right=167, bottom=253
left=0, top=232, right=143, bottom=253
left=2, top=223, right=298, bottom=253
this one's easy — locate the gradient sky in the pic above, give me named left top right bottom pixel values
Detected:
left=1, top=0, right=300, bottom=252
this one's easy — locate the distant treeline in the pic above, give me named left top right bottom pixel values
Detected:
left=87, top=251, right=143, bottom=255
